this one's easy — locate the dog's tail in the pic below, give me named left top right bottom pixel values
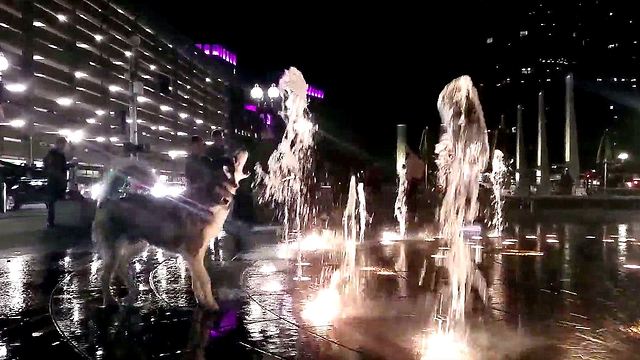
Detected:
left=96, top=158, right=156, bottom=203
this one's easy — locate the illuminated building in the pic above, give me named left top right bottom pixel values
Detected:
left=0, top=0, right=231, bottom=175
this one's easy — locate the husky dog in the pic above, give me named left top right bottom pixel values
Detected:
left=93, top=151, right=249, bottom=310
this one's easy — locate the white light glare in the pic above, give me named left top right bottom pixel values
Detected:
left=56, top=97, right=73, bottom=106
left=5, top=83, right=27, bottom=92
left=8, top=119, right=26, bottom=128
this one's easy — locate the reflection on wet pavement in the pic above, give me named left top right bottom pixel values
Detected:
left=4, top=222, right=640, bottom=358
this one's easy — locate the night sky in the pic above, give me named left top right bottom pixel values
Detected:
left=132, top=1, right=517, bottom=160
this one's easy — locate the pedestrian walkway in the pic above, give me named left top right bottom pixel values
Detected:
left=0, top=207, right=90, bottom=256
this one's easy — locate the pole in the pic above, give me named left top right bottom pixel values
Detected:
left=28, top=134, right=33, bottom=166
left=565, top=74, right=580, bottom=187
left=128, top=36, right=141, bottom=156
left=516, top=105, right=528, bottom=196
left=537, top=91, right=551, bottom=195
left=1, top=181, right=6, bottom=213
left=603, top=161, right=608, bottom=191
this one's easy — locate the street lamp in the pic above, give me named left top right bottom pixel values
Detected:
left=8, top=119, right=25, bottom=128
left=267, top=83, right=279, bottom=99
left=59, top=129, right=84, bottom=143
left=618, top=152, right=630, bottom=161
left=250, top=84, right=263, bottom=100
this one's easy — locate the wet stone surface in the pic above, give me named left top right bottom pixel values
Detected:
left=3, top=221, right=640, bottom=359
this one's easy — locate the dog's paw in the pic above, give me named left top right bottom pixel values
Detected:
left=198, top=300, right=220, bottom=313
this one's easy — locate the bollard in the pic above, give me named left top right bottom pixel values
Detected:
left=1, top=181, right=6, bottom=213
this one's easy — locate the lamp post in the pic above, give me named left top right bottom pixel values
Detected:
left=250, top=84, right=264, bottom=100
left=266, top=84, right=279, bottom=99
left=251, top=83, right=280, bottom=101
left=618, top=152, right=629, bottom=162
left=128, top=36, right=141, bottom=155
left=249, top=84, right=280, bottom=139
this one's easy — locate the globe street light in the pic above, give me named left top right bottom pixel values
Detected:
left=618, top=152, right=630, bottom=161
left=250, top=84, right=263, bottom=100
left=267, top=83, right=280, bottom=99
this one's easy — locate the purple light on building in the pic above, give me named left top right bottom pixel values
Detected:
left=266, top=113, right=272, bottom=125
left=196, top=44, right=237, bottom=66
left=244, top=104, right=257, bottom=112
left=307, top=85, right=324, bottom=99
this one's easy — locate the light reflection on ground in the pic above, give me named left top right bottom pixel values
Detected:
left=4, top=221, right=640, bottom=358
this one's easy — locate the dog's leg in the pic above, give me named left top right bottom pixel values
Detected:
left=100, top=246, right=119, bottom=307
left=186, top=253, right=218, bottom=311
left=183, top=253, right=205, bottom=306
left=116, top=240, right=145, bottom=306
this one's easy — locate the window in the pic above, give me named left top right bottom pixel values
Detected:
left=486, top=37, right=493, bottom=44
left=520, top=30, right=528, bottom=37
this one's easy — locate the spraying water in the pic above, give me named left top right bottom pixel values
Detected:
left=302, top=176, right=363, bottom=325
left=342, top=176, right=359, bottom=296
left=357, top=181, right=367, bottom=243
left=395, top=125, right=408, bottom=237
left=489, top=150, right=507, bottom=237
left=343, top=176, right=358, bottom=245
left=435, top=76, right=489, bottom=325
left=254, top=67, right=316, bottom=241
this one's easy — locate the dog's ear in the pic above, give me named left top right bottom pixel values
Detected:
left=223, top=165, right=232, bottom=180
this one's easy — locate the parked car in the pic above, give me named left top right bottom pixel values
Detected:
left=6, top=175, right=49, bottom=211
left=1, top=161, right=49, bottom=211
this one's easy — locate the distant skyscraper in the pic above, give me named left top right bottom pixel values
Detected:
left=479, top=0, right=639, bottom=165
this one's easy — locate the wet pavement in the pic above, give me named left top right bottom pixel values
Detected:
left=3, top=208, right=640, bottom=359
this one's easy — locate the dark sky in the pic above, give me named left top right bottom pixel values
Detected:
left=132, top=2, right=514, bottom=159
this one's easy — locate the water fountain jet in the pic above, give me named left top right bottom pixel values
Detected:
left=434, top=75, right=489, bottom=326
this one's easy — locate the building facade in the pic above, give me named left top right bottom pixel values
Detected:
left=0, top=0, right=233, bottom=176
left=479, top=0, right=639, bottom=165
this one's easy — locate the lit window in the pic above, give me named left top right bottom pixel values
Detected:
left=486, top=37, right=493, bottom=44
left=520, top=30, right=528, bottom=37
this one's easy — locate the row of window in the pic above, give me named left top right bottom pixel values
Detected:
left=0, top=0, right=235, bottom=169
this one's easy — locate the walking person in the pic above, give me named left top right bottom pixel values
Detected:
left=44, top=137, right=68, bottom=228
